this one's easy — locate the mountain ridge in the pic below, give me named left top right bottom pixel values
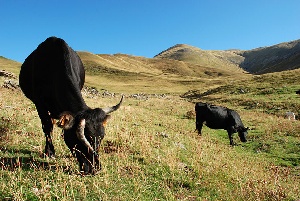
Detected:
left=1, top=39, right=300, bottom=76
left=155, top=39, right=300, bottom=74
left=237, top=39, right=300, bottom=74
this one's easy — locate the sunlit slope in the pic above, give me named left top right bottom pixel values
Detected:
left=78, top=51, right=247, bottom=77
left=0, top=56, right=21, bottom=75
left=154, top=44, right=246, bottom=73
left=78, top=51, right=250, bottom=93
left=155, top=40, right=300, bottom=74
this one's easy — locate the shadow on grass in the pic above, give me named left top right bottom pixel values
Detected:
left=0, top=147, right=74, bottom=174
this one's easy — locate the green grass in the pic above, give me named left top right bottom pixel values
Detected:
left=181, top=70, right=300, bottom=170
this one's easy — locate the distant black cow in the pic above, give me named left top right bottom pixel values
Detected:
left=19, top=36, right=123, bottom=174
left=195, top=102, right=248, bottom=145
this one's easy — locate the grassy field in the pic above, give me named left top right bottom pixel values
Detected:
left=0, top=59, right=299, bottom=200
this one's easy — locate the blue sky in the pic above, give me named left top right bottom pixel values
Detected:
left=1, top=0, right=300, bottom=63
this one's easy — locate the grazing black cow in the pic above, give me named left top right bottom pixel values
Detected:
left=19, top=36, right=123, bottom=174
left=195, top=102, right=248, bottom=145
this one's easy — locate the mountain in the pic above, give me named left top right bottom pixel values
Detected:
left=78, top=51, right=245, bottom=78
left=154, top=44, right=245, bottom=73
left=236, top=39, right=300, bottom=74
left=77, top=51, right=249, bottom=93
left=155, top=39, right=300, bottom=74
left=1, top=38, right=299, bottom=82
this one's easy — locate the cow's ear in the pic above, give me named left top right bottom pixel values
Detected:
left=102, top=115, right=111, bottom=126
left=58, top=112, right=74, bottom=129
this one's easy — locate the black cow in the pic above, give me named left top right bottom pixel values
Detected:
left=195, top=102, right=247, bottom=145
left=19, top=36, right=123, bottom=174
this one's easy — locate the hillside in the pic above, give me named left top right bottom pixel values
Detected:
left=77, top=51, right=249, bottom=93
left=237, top=39, right=300, bottom=74
left=154, top=44, right=245, bottom=73
left=0, top=56, right=21, bottom=75
left=155, top=39, right=300, bottom=74
left=78, top=51, right=246, bottom=78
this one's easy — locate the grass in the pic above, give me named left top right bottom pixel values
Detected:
left=0, top=85, right=299, bottom=200
left=0, top=57, right=299, bottom=200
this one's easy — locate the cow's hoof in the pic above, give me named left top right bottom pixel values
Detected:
left=44, top=150, right=55, bottom=158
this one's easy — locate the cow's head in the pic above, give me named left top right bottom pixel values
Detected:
left=58, top=96, right=123, bottom=175
left=237, top=127, right=248, bottom=143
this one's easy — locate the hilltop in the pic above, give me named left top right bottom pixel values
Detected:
left=154, top=44, right=245, bottom=72
left=155, top=39, right=300, bottom=74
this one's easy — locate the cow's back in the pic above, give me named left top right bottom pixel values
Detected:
left=228, top=110, right=244, bottom=127
left=195, top=102, right=231, bottom=129
left=19, top=37, right=87, bottom=118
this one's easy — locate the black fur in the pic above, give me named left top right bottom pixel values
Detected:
left=195, top=102, right=248, bottom=145
left=19, top=37, right=109, bottom=174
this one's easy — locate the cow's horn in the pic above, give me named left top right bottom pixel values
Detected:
left=76, top=119, right=94, bottom=152
left=102, top=95, right=124, bottom=114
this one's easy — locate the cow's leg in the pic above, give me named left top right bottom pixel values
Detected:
left=196, top=121, right=203, bottom=135
left=226, top=127, right=235, bottom=146
left=35, top=103, right=55, bottom=157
